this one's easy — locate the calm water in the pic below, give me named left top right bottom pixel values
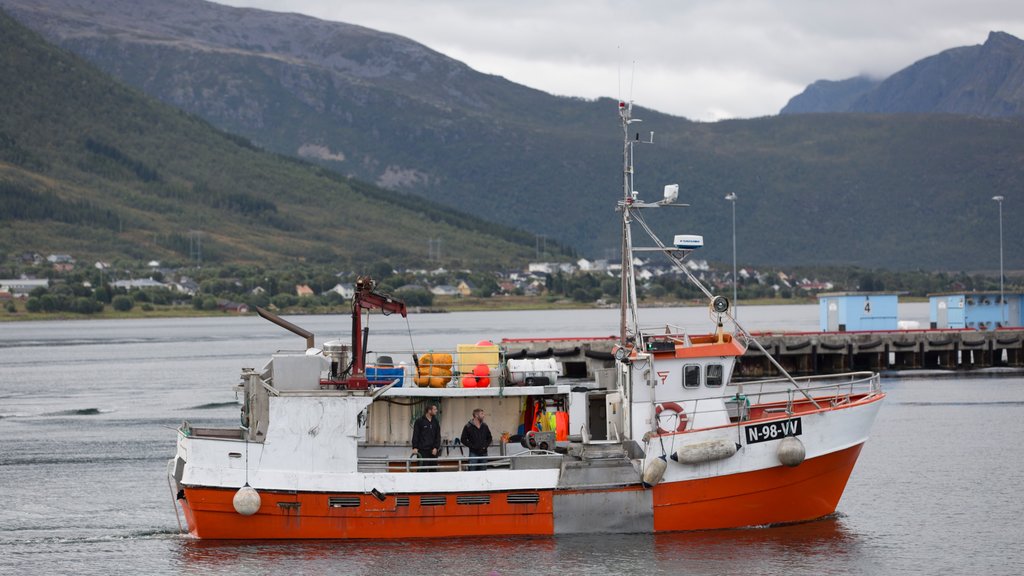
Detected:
left=2, top=304, right=1023, bottom=575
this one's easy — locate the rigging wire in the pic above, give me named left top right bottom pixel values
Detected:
left=630, top=210, right=820, bottom=407
left=405, top=314, right=418, bottom=365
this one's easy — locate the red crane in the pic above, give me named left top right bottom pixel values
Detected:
left=346, top=276, right=407, bottom=388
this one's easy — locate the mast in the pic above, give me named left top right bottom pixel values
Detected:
left=619, top=101, right=632, bottom=345
left=617, top=101, right=647, bottom=349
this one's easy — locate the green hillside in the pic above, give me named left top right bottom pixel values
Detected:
left=0, top=10, right=550, bottom=268
left=5, top=0, right=1024, bottom=271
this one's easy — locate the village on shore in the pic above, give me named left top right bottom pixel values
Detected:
left=0, top=251, right=1005, bottom=320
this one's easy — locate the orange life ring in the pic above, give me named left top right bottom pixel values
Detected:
left=655, top=402, right=688, bottom=435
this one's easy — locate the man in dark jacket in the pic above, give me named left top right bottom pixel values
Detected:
left=411, top=404, right=441, bottom=471
left=460, top=408, right=492, bottom=471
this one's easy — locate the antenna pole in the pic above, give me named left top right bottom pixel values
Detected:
left=619, top=102, right=632, bottom=345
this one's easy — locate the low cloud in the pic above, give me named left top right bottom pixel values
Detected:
left=218, top=0, right=1024, bottom=120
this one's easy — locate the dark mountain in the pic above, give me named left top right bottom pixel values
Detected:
left=0, top=9, right=541, bottom=267
left=781, top=76, right=880, bottom=114
left=3, top=0, right=1023, bottom=271
left=783, top=31, right=1024, bottom=116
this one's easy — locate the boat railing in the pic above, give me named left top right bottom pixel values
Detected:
left=737, top=371, right=880, bottom=398
left=734, top=371, right=881, bottom=417
left=352, top=347, right=509, bottom=388
left=356, top=449, right=561, bottom=473
left=660, top=372, right=881, bottom=431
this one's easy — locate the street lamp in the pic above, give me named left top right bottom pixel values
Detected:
left=993, top=195, right=1005, bottom=326
left=725, top=192, right=738, bottom=319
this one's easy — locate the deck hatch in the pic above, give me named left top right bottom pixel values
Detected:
left=456, top=495, right=491, bottom=506
left=506, top=492, right=540, bottom=504
left=420, top=496, right=447, bottom=507
left=328, top=496, right=361, bottom=508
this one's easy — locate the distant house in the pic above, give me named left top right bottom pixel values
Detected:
left=46, top=254, right=74, bottom=264
left=20, top=252, right=44, bottom=265
left=296, top=284, right=314, bottom=297
left=456, top=280, right=476, bottom=297
left=217, top=299, right=250, bottom=314
left=777, top=272, right=792, bottom=289
left=111, top=278, right=170, bottom=290
left=325, top=283, right=355, bottom=300
left=0, top=278, right=50, bottom=297
left=430, top=285, right=459, bottom=297
left=685, top=259, right=709, bottom=272
left=173, top=278, right=199, bottom=296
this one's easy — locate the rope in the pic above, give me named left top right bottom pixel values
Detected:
left=405, top=315, right=417, bottom=354
left=244, top=423, right=250, bottom=487
left=631, top=211, right=820, bottom=409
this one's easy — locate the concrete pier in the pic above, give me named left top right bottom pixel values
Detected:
left=737, top=329, right=1024, bottom=377
left=501, top=329, right=1024, bottom=380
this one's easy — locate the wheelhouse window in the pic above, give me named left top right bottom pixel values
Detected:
left=683, top=364, right=701, bottom=388
left=706, top=364, right=723, bottom=387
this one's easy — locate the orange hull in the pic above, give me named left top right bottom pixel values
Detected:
left=181, top=488, right=555, bottom=539
left=652, top=443, right=864, bottom=532
left=180, top=443, right=864, bottom=539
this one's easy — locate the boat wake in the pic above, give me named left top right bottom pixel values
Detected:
left=0, top=453, right=167, bottom=466
left=0, top=528, right=183, bottom=547
left=184, top=401, right=238, bottom=410
left=42, top=407, right=114, bottom=416
left=0, top=412, right=31, bottom=419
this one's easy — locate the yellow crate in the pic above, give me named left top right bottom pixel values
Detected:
left=456, top=343, right=500, bottom=377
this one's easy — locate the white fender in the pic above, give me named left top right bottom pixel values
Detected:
left=671, top=438, right=740, bottom=464
left=642, top=456, right=668, bottom=488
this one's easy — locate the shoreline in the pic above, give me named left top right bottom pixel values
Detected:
left=0, top=295, right=836, bottom=323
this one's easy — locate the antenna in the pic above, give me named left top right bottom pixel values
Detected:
left=630, top=60, right=637, bottom=103
left=617, top=46, right=622, bottom=102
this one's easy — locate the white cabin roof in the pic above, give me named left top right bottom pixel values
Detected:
left=383, top=384, right=574, bottom=398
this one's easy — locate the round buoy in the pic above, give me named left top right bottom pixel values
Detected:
left=233, top=485, right=261, bottom=516
left=462, top=375, right=478, bottom=388
left=777, top=436, right=806, bottom=467
left=473, top=363, right=489, bottom=377
left=642, top=455, right=668, bottom=488
left=476, top=340, right=494, bottom=347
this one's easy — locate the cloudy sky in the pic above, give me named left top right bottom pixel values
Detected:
left=218, top=1, right=1024, bottom=121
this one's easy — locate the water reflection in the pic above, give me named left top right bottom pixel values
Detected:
left=176, top=535, right=559, bottom=575
left=652, top=516, right=869, bottom=575
left=173, top=519, right=864, bottom=576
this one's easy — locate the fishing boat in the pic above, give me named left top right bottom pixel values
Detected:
left=167, top=101, right=884, bottom=539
